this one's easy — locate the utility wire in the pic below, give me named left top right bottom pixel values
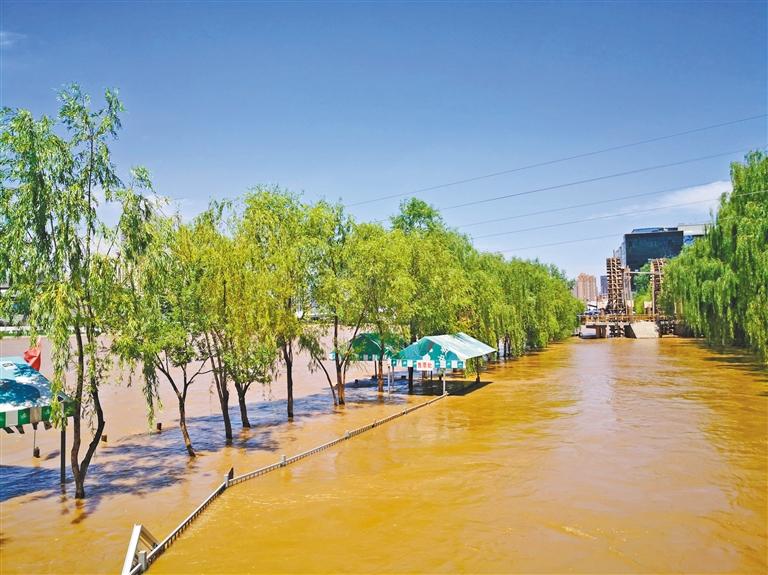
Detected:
left=471, top=190, right=768, bottom=240
left=443, top=147, right=757, bottom=211
left=347, top=114, right=767, bottom=208
left=498, top=189, right=767, bottom=252
left=501, top=233, right=622, bottom=253
left=456, top=180, right=724, bottom=229
left=372, top=147, right=753, bottom=228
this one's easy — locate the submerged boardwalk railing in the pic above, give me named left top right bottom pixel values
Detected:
left=122, top=393, right=448, bottom=575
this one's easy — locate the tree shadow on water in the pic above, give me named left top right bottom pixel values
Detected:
left=694, top=342, right=768, bottom=382
left=0, top=384, right=409, bottom=510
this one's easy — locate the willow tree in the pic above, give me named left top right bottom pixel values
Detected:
left=663, top=151, right=768, bottom=361
left=351, top=223, right=414, bottom=391
left=309, top=201, right=368, bottom=405
left=240, top=187, right=312, bottom=419
left=0, top=86, right=152, bottom=498
left=113, top=213, right=210, bottom=457
left=213, top=209, right=276, bottom=429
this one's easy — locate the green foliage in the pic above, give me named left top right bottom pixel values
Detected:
left=390, top=199, right=581, bottom=353
left=633, top=262, right=651, bottom=293
left=662, top=151, right=768, bottom=361
left=1, top=85, right=587, bottom=471
left=0, top=85, right=154, bottom=497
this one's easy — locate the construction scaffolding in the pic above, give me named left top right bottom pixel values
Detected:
left=650, top=258, right=667, bottom=316
left=605, top=257, right=627, bottom=314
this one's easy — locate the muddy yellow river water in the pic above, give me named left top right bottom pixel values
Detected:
left=1, top=338, right=766, bottom=574
left=151, top=339, right=767, bottom=574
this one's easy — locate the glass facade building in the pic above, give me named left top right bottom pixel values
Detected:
left=619, top=228, right=684, bottom=271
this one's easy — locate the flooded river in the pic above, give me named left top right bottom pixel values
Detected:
left=2, top=338, right=766, bottom=573
left=153, top=339, right=767, bottom=574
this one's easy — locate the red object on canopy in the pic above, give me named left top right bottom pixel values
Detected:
left=23, top=346, right=42, bottom=371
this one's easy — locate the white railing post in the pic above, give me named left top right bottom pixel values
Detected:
left=121, top=524, right=143, bottom=575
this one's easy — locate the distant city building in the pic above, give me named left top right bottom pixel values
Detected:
left=573, top=273, right=598, bottom=303
left=617, top=227, right=684, bottom=270
left=599, top=275, right=608, bottom=295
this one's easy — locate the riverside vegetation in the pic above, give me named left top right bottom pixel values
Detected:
left=1, top=86, right=582, bottom=498
left=662, top=151, right=768, bottom=362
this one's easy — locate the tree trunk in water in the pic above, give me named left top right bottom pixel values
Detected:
left=335, top=361, right=345, bottom=405
left=70, top=327, right=106, bottom=499
left=286, top=366, right=294, bottom=418
left=178, top=397, right=195, bottom=457
left=235, top=384, right=251, bottom=428
left=333, top=318, right=345, bottom=405
left=71, top=328, right=85, bottom=498
left=377, top=357, right=384, bottom=393
left=284, top=344, right=294, bottom=419
left=210, top=338, right=232, bottom=443
left=219, top=387, right=232, bottom=443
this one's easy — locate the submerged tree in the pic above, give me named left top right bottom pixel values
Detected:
left=113, top=213, right=209, bottom=457
left=240, top=187, right=313, bottom=419
left=0, top=86, right=153, bottom=497
left=310, top=201, right=367, bottom=405
left=351, top=223, right=414, bottom=391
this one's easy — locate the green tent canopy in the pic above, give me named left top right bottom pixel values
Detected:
left=390, top=332, right=496, bottom=370
left=328, top=332, right=405, bottom=361
left=0, top=356, right=73, bottom=430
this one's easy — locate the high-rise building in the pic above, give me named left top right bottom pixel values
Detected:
left=616, top=224, right=708, bottom=270
left=599, top=275, right=608, bottom=295
left=573, top=273, right=598, bottom=303
left=617, top=227, right=684, bottom=270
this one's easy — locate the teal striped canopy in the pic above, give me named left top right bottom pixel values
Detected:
left=390, top=332, right=496, bottom=369
left=0, top=357, right=72, bottom=429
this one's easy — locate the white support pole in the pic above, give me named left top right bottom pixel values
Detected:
left=442, top=369, right=447, bottom=396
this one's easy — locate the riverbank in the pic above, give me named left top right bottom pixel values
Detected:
left=2, top=338, right=766, bottom=574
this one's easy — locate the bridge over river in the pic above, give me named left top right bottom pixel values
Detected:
left=579, top=313, right=678, bottom=338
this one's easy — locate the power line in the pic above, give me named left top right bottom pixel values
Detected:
left=472, top=194, right=740, bottom=240
left=501, top=233, right=622, bottom=253
left=456, top=180, right=724, bottom=229
left=347, top=114, right=767, bottom=208
left=442, top=147, right=756, bottom=211
left=497, top=189, right=767, bottom=253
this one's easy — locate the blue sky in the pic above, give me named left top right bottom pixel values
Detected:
left=2, top=1, right=766, bottom=278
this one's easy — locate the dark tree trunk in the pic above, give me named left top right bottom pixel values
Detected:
left=283, top=343, right=294, bottom=419
left=377, top=356, right=384, bottom=393
left=335, top=363, right=345, bottom=405
left=178, top=397, right=195, bottom=457
left=218, top=385, right=232, bottom=443
left=71, top=327, right=85, bottom=498
left=333, top=317, right=345, bottom=405
left=71, top=327, right=106, bottom=499
left=208, top=335, right=232, bottom=444
left=235, top=382, right=251, bottom=428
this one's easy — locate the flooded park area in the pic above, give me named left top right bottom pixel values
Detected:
left=1, top=336, right=767, bottom=574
